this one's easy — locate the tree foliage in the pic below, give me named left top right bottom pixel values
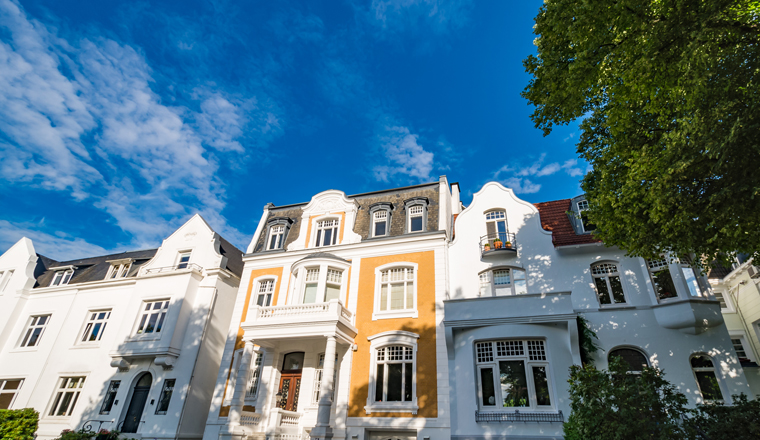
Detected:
left=523, top=0, right=760, bottom=268
left=564, top=357, right=690, bottom=439
left=690, top=394, right=760, bottom=440
left=0, top=408, right=38, bottom=440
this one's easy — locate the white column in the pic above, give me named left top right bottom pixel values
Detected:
left=229, top=339, right=254, bottom=426
left=311, top=336, right=337, bottom=439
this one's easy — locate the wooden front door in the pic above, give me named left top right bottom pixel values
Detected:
left=277, top=373, right=301, bottom=411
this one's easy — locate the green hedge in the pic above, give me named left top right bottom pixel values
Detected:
left=0, top=408, right=38, bottom=440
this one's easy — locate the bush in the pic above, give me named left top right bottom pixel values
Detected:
left=0, top=408, right=38, bottom=440
left=687, top=394, right=760, bottom=440
left=55, top=428, right=128, bottom=440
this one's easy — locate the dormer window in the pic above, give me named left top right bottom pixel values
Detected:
left=315, top=218, right=339, bottom=247
left=266, top=217, right=293, bottom=251
left=51, top=268, right=74, bottom=286
left=404, top=198, right=429, bottom=233
left=577, top=200, right=595, bottom=232
left=177, top=252, right=191, bottom=269
left=106, top=260, right=132, bottom=280
left=369, top=203, right=394, bottom=238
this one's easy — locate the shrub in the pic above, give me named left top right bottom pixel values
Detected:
left=0, top=408, right=38, bottom=440
left=687, top=394, right=760, bottom=440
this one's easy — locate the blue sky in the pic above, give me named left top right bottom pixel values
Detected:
left=0, top=0, right=584, bottom=259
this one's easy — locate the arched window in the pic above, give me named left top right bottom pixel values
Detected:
left=366, top=331, right=419, bottom=414
left=373, top=264, right=418, bottom=320
left=479, top=267, right=527, bottom=297
left=608, top=348, right=648, bottom=373
left=369, top=203, right=393, bottom=238
left=691, top=355, right=723, bottom=402
left=265, top=217, right=293, bottom=251
left=485, top=210, right=509, bottom=243
left=591, top=262, right=626, bottom=305
left=403, top=198, right=428, bottom=233
left=314, top=218, right=340, bottom=247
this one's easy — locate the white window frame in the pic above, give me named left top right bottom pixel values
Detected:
left=313, top=217, right=340, bottom=248
left=365, top=331, right=419, bottom=414
left=268, top=224, right=286, bottom=250
left=223, top=348, right=244, bottom=407
left=590, top=261, right=627, bottom=306
left=47, top=376, right=87, bottom=418
left=78, top=309, right=112, bottom=345
left=372, top=210, right=390, bottom=238
left=291, top=261, right=350, bottom=305
left=106, top=262, right=131, bottom=280
left=313, top=352, right=338, bottom=404
left=713, top=288, right=734, bottom=312
left=475, top=339, right=555, bottom=412
left=373, top=263, right=418, bottom=320
left=0, top=270, right=14, bottom=293
left=647, top=255, right=708, bottom=302
left=253, top=277, right=276, bottom=307
left=51, top=269, right=74, bottom=287
left=135, top=299, right=170, bottom=336
left=0, top=378, right=23, bottom=410
left=99, top=380, right=120, bottom=415
left=177, top=251, right=192, bottom=269
left=245, top=350, right=265, bottom=402
left=690, top=354, right=725, bottom=404
left=407, top=205, right=424, bottom=233
left=478, top=266, right=528, bottom=297
left=19, top=314, right=51, bottom=348
left=577, top=200, right=595, bottom=233
left=729, top=332, right=755, bottom=363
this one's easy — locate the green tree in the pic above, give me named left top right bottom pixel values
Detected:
left=688, top=394, right=760, bottom=440
left=564, top=357, right=690, bottom=440
left=0, top=408, right=38, bottom=440
left=522, top=0, right=760, bottom=268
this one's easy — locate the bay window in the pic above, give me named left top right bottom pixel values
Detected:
left=476, top=340, right=553, bottom=411
left=291, top=258, right=349, bottom=305
left=647, top=255, right=708, bottom=302
left=478, top=267, right=527, bottom=297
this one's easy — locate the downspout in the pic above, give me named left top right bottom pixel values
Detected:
left=175, top=287, right=218, bottom=440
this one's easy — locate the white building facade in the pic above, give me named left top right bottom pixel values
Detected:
left=0, top=215, right=243, bottom=440
left=445, top=182, right=754, bottom=440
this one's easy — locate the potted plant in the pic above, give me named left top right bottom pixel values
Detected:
left=484, top=242, right=491, bottom=251
left=504, top=241, right=512, bottom=249
left=493, top=237, right=503, bottom=249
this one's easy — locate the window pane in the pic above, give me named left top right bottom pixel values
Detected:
left=156, top=379, right=175, bottom=414
left=57, top=392, right=73, bottom=415
left=410, top=216, right=423, bottom=232
left=323, top=229, right=333, bottom=246
left=695, top=371, right=722, bottom=401
left=404, top=362, right=413, bottom=401
left=4, top=380, right=21, bottom=390
left=594, top=277, right=611, bottom=304
left=514, top=279, right=527, bottom=295
left=145, top=313, right=158, bottom=333
left=532, top=366, right=551, bottom=406
left=375, top=364, right=384, bottom=402
left=609, top=276, right=625, bottom=303
left=380, top=285, right=388, bottom=311
left=0, top=394, right=12, bottom=410
left=480, top=368, right=496, bottom=406
left=375, top=221, right=386, bottom=236
left=390, top=284, right=405, bottom=310
left=406, top=282, right=414, bottom=309
left=325, top=285, right=340, bottom=301
left=303, top=283, right=318, bottom=304
left=610, top=349, right=648, bottom=373
left=652, top=268, right=678, bottom=300
left=681, top=267, right=703, bottom=297
left=28, top=328, right=42, bottom=346
left=499, top=361, right=528, bottom=407
left=493, top=270, right=510, bottom=285
left=387, top=363, right=403, bottom=401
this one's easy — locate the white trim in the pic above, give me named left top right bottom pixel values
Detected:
left=728, top=332, right=755, bottom=363
left=589, top=260, right=628, bottom=306
left=311, top=215, right=342, bottom=248
left=365, top=331, right=420, bottom=414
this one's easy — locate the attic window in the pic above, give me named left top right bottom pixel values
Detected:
left=50, top=267, right=75, bottom=287
left=106, top=260, right=132, bottom=280
left=577, top=200, right=595, bottom=233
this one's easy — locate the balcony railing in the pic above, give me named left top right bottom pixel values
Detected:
left=480, top=232, right=517, bottom=256
left=475, top=410, right=564, bottom=423
left=246, top=300, right=353, bottom=325
left=240, top=411, right=263, bottom=428
left=144, top=263, right=203, bottom=275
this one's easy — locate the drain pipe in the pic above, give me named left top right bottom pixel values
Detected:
left=175, top=287, right=218, bottom=440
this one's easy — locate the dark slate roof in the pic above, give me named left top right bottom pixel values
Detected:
left=34, top=249, right=158, bottom=288
left=295, top=252, right=350, bottom=264
left=534, top=199, right=602, bottom=247
left=707, top=260, right=733, bottom=279
left=217, top=235, right=244, bottom=277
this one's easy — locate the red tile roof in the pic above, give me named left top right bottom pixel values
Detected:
left=534, top=199, right=602, bottom=247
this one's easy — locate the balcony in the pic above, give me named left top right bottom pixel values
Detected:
left=143, top=262, right=203, bottom=275
left=480, top=233, right=517, bottom=258
left=241, top=299, right=357, bottom=342
left=444, top=291, right=574, bottom=327
left=652, top=298, right=723, bottom=334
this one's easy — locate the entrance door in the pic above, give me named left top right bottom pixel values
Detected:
left=122, top=373, right=152, bottom=433
left=277, top=352, right=304, bottom=412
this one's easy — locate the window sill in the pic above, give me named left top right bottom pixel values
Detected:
left=9, top=346, right=40, bottom=354
left=364, top=403, right=418, bottom=415
left=70, top=343, right=102, bottom=350
left=372, top=310, right=418, bottom=321
left=598, top=303, right=635, bottom=310
left=126, top=334, right=162, bottom=342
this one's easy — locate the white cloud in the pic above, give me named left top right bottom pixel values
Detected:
left=492, top=154, right=585, bottom=194
left=0, top=220, right=110, bottom=261
left=373, top=125, right=434, bottom=184
left=0, top=0, right=280, bottom=251
left=368, top=0, right=473, bottom=36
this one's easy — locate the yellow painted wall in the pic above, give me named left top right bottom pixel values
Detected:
left=304, top=212, right=347, bottom=247
left=348, top=251, right=438, bottom=418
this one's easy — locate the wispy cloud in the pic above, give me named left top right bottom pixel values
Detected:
left=366, top=0, right=473, bottom=37
left=0, top=220, right=110, bottom=261
left=373, top=125, right=435, bottom=184
left=0, top=0, right=280, bottom=251
left=492, top=154, right=585, bottom=194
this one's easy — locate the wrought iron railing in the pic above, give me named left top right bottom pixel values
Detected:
left=80, top=420, right=112, bottom=433
left=144, top=263, right=203, bottom=275
left=479, top=232, right=517, bottom=255
left=475, top=410, right=563, bottom=423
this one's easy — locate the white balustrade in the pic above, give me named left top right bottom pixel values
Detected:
left=240, top=411, right=263, bottom=428
left=258, top=303, right=329, bottom=319
left=245, top=299, right=353, bottom=327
